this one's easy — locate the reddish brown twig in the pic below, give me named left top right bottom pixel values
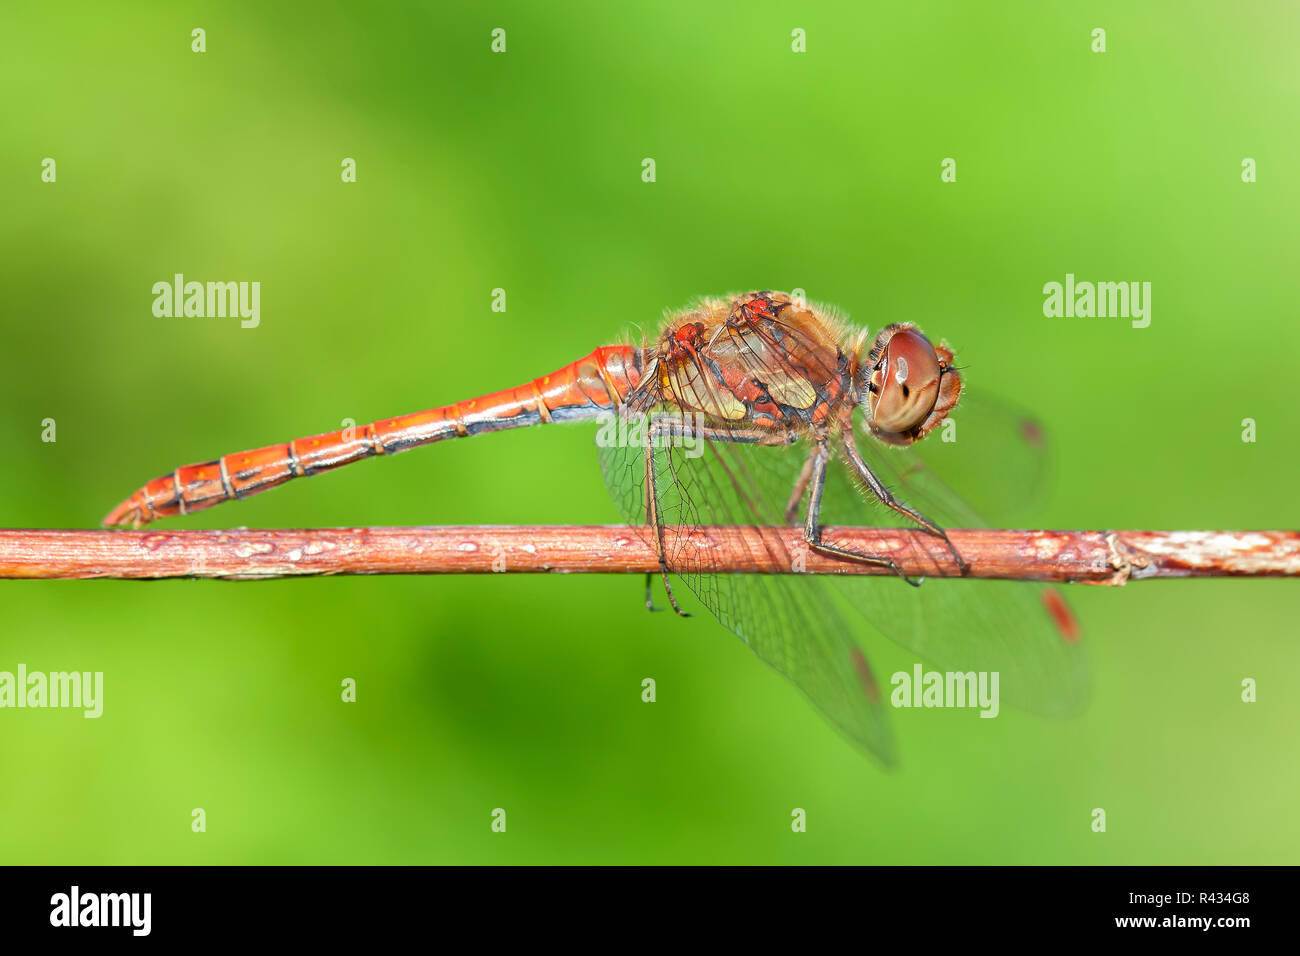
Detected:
left=0, top=527, right=1296, bottom=582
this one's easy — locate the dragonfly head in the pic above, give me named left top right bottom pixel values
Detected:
left=860, top=324, right=962, bottom=446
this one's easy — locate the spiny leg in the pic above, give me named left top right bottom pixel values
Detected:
left=639, top=430, right=664, bottom=613
left=648, top=413, right=798, bottom=448
left=640, top=415, right=798, bottom=615
left=802, top=441, right=923, bottom=587
left=783, top=453, right=816, bottom=524
left=643, top=572, right=661, bottom=612
left=643, top=421, right=691, bottom=617
left=840, top=428, right=969, bottom=575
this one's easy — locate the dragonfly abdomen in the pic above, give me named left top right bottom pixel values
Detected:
left=101, top=346, right=641, bottom=527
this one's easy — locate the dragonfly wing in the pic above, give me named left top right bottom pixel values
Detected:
left=900, top=388, right=1056, bottom=525
left=818, top=405, right=1090, bottom=717
left=598, top=427, right=898, bottom=764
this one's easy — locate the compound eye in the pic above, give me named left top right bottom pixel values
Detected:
left=871, top=329, right=942, bottom=433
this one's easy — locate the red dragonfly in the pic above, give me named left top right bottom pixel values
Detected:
left=105, top=291, right=1086, bottom=762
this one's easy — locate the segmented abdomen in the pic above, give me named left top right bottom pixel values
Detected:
left=102, top=346, right=641, bottom=527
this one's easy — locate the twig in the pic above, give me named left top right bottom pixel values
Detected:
left=0, top=527, right=1296, bottom=582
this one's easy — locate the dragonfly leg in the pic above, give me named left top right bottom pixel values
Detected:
left=643, top=422, right=691, bottom=618
left=638, top=416, right=796, bottom=615
left=783, top=453, right=816, bottom=524
left=802, top=442, right=924, bottom=587
left=643, top=572, right=663, bottom=613
left=840, top=429, right=969, bottom=575
left=647, top=413, right=797, bottom=447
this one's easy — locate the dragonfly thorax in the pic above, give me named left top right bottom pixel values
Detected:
left=640, top=292, right=853, bottom=428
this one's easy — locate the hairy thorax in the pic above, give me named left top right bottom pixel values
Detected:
left=639, top=291, right=856, bottom=430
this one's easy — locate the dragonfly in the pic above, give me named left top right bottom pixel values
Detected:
left=104, top=291, right=1087, bottom=763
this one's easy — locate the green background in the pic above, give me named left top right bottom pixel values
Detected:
left=1, top=1, right=1296, bottom=864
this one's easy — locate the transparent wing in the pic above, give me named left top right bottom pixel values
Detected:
left=901, top=389, right=1055, bottom=525
left=598, top=390, right=1089, bottom=763
left=599, top=423, right=898, bottom=764
left=819, top=396, right=1090, bottom=718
